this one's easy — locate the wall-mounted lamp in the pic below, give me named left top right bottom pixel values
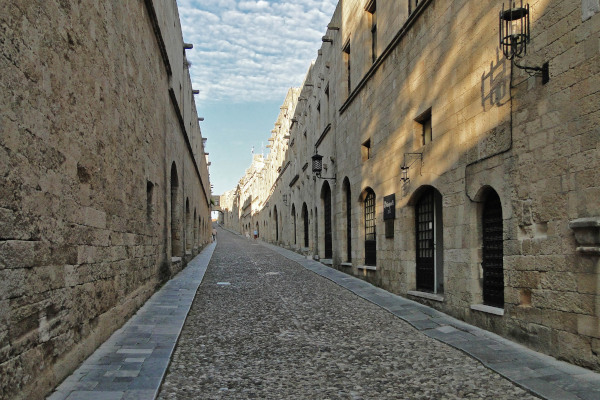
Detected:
left=282, top=194, right=288, bottom=205
left=400, top=153, right=423, bottom=183
left=192, top=89, right=200, bottom=94
left=499, top=1, right=549, bottom=84
left=183, top=43, right=194, bottom=50
left=312, top=152, right=336, bottom=181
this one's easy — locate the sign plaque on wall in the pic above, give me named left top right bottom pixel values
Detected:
left=383, top=194, right=396, bottom=220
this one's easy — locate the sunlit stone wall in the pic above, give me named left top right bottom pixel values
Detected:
left=0, top=1, right=212, bottom=398
left=222, top=0, right=599, bottom=370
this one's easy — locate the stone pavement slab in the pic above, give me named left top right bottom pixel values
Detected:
left=263, top=241, right=600, bottom=400
left=47, top=242, right=216, bottom=400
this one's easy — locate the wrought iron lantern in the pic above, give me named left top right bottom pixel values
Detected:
left=499, top=1, right=530, bottom=60
left=400, top=152, right=423, bottom=184
left=311, top=152, right=336, bottom=181
left=282, top=194, right=288, bottom=205
left=311, top=153, right=323, bottom=176
left=499, top=1, right=549, bottom=84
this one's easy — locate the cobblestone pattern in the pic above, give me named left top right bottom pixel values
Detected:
left=158, top=228, right=538, bottom=399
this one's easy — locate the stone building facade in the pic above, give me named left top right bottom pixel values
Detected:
left=221, top=0, right=600, bottom=370
left=1, top=0, right=211, bottom=398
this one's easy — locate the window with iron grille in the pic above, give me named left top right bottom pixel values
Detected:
left=364, top=189, right=376, bottom=266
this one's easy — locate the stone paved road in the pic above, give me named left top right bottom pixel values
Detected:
left=158, top=228, right=538, bottom=399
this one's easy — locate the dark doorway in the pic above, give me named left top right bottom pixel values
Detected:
left=274, top=206, right=278, bottom=241
left=302, top=203, right=309, bottom=248
left=415, top=187, right=443, bottom=293
left=292, top=204, right=297, bottom=245
left=482, top=191, right=504, bottom=308
left=344, top=179, right=352, bottom=262
left=322, top=182, right=332, bottom=259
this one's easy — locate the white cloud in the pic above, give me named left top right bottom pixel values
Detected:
left=177, top=0, right=337, bottom=104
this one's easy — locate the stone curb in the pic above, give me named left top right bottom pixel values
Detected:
left=261, top=241, right=600, bottom=400
left=47, top=242, right=216, bottom=400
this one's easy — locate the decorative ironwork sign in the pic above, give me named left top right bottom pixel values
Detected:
left=383, top=194, right=396, bottom=220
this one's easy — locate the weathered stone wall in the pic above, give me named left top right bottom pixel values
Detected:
left=0, top=0, right=212, bottom=398
left=222, top=0, right=600, bottom=370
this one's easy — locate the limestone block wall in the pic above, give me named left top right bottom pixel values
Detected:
left=222, top=0, right=599, bottom=370
left=0, top=0, right=211, bottom=398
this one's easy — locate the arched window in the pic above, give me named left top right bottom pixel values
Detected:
left=170, top=163, right=182, bottom=257
left=482, top=190, right=504, bottom=308
left=364, top=188, right=376, bottom=266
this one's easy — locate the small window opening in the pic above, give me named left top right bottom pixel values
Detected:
left=362, top=139, right=371, bottom=161
left=366, top=0, right=377, bottom=63
left=416, top=109, right=432, bottom=146
left=343, top=40, right=351, bottom=95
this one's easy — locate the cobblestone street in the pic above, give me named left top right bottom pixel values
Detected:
left=157, top=228, right=538, bottom=399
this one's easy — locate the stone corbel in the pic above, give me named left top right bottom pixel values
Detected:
left=569, top=217, right=600, bottom=255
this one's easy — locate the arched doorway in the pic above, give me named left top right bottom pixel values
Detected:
left=343, top=178, right=352, bottom=262
left=291, top=204, right=297, bottom=245
left=274, top=206, right=279, bottom=241
left=363, top=188, right=376, bottom=266
left=170, top=163, right=182, bottom=257
left=321, top=182, right=332, bottom=259
left=185, top=198, right=191, bottom=251
left=302, top=203, right=309, bottom=248
left=415, top=187, right=443, bottom=293
left=482, top=190, right=504, bottom=308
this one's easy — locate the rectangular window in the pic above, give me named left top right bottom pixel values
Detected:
left=343, top=40, right=351, bottom=96
left=362, top=139, right=371, bottom=161
left=366, top=0, right=377, bottom=62
left=417, top=109, right=432, bottom=145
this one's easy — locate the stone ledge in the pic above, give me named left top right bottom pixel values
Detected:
left=407, top=290, right=444, bottom=302
left=320, top=259, right=333, bottom=265
left=470, top=304, right=505, bottom=316
left=569, top=217, right=600, bottom=253
left=340, top=262, right=352, bottom=267
left=357, top=265, right=377, bottom=271
left=171, top=257, right=182, bottom=263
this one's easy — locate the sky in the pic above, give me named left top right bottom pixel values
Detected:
left=177, top=0, right=338, bottom=195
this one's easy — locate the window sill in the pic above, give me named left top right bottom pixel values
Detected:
left=357, top=265, right=377, bottom=271
left=340, top=262, right=352, bottom=267
left=320, top=259, right=333, bottom=265
left=171, top=257, right=182, bottom=263
left=470, top=304, right=505, bottom=316
left=407, top=290, right=444, bottom=302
